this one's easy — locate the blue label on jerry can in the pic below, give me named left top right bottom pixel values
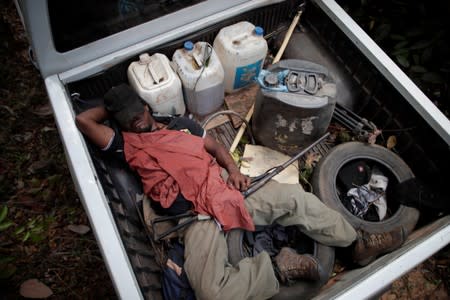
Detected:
left=233, top=59, right=263, bottom=90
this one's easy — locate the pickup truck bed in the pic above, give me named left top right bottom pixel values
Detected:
left=16, top=0, right=450, bottom=298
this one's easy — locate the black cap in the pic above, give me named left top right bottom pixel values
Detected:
left=104, top=84, right=145, bottom=128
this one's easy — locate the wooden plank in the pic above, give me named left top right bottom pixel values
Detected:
left=203, top=114, right=230, bottom=131
left=240, top=144, right=299, bottom=184
left=224, top=84, right=259, bottom=128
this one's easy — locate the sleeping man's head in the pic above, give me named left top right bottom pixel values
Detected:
left=104, top=84, right=154, bottom=133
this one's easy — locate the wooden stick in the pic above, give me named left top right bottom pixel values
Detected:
left=229, top=104, right=254, bottom=152
left=229, top=7, right=304, bottom=153
left=273, top=9, right=303, bottom=64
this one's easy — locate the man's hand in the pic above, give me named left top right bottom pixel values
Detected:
left=227, top=171, right=251, bottom=191
left=203, top=135, right=252, bottom=191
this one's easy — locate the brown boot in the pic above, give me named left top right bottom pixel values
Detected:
left=353, top=227, right=406, bottom=266
left=274, top=247, right=324, bottom=283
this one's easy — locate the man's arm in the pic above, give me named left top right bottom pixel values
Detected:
left=204, top=135, right=250, bottom=191
left=75, top=106, right=115, bottom=149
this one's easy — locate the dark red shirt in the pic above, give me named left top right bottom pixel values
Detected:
left=123, top=129, right=255, bottom=232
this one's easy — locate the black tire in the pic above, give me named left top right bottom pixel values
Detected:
left=311, top=142, right=419, bottom=235
left=227, top=228, right=335, bottom=300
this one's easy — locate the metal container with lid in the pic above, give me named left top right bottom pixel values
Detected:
left=253, top=59, right=337, bottom=154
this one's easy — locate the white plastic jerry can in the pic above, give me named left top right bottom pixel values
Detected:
left=172, top=41, right=225, bottom=116
left=127, top=53, right=185, bottom=115
left=213, top=22, right=268, bottom=93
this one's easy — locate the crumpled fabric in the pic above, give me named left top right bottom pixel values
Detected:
left=252, top=225, right=288, bottom=257
left=347, top=173, right=388, bottom=220
left=123, top=129, right=255, bottom=232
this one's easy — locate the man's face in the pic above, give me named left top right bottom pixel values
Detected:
left=128, top=108, right=154, bottom=133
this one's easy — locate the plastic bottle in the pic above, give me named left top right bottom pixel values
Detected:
left=172, top=41, right=225, bottom=116
left=127, top=53, right=185, bottom=115
left=213, top=22, right=268, bottom=93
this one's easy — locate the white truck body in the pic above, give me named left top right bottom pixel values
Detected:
left=15, top=0, right=450, bottom=299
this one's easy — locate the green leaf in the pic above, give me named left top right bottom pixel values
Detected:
left=30, top=233, right=45, bottom=243
left=409, top=40, right=433, bottom=50
left=239, top=135, right=249, bottom=145
left=422, top=72, right=444, bottom=84
left=0, top=205, right=7, bottom=223
left=391, top=48, right=410, bottom=56
left=14, top=226, right=25, bottom=235
left=27, top=187, right=42, bottom=195
left=410, top=65, right=427, bottom=73
left=31, top=225, right=44, bottom=233
left=393, top=40, right=409, bottom=50
left=390, top=34, right=406, bottom=41
left=0, top=256, right=15, bottom=264
left=0, top=220, right=13, bottom=231
left=406, top=27, right=425, bottom=38
left=373, top=23, right=391, bottom=42
left=22, top=231, right=30, bottom=242
left=0, top=264, right=17, bottom=279
left=30, top=177, right=41, bottom=187
left=45, top=215, right=56, bottom=224
left=231, top=152, right=240, bottom=164
left=47, top=174, right=61, bottom=185
left=396, top=55, right=410, bottom=68
left=412, top=54, right=421, bottom=65
left=28, top=218, right=37, bottom=228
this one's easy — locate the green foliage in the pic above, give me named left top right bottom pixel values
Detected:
left=14, top=215, right=53, bottom=243
left=0, top=204, right=53, bottom=243
left=337, top=131, right=352, bottom=143
left=341, top=0, right=450, bottom=117
left=0, top=256, right=17, bottom=279
left=299, top=166, right=313, bottom=183
left=0, top=205, right=17, bottom=279
left=231, top=148, right=242, bottom=165
left=0, top=205, right=13, bottom=231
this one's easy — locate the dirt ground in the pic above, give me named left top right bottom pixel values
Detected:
left=0, top=1, right=449, bottom=299
left=0, top=1, right=115, bottom=299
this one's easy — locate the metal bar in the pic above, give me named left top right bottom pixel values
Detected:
left=45, top=75, right=142, bottom=300
left=152, top=211, right=195, bottom=223
left=333, top=108, right=359, bottom=127
left=154, top=216, right=197, bottom=241
left=336, top=102, right=366, bottom=123
left=313, top=215, right=450, bottom=300
left=333, top=110, right=359, bottom=129
left=243, top=133, right=330, bottom=197
left=314, top=0, right=450, bottom=146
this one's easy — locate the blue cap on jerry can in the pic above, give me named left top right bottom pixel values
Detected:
left=254, top=26, right=264, bottom=36
left=184, top=41, right=194, bottom=51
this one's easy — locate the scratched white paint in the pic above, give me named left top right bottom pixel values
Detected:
left=301, top=116, right=318, bottom=135
left=275, top=114, right=287, bottom=127
left=288, top=119, right=299, bottom=132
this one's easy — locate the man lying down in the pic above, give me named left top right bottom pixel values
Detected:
left=75, top=83, right=406, bottom=300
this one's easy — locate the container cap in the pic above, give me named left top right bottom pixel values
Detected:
left=184, top=41, right=194, bottom=51
left=254, top=26, right=264, bottom=36
left=139, top=53, right=151, bottom=64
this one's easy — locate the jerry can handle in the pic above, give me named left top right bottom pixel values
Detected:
left=286, top=70, right=302, bottom=92
left=304, top=73, right=319, bottom=94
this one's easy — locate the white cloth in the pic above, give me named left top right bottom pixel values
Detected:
left=347, top=173, right=388, bottom=220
